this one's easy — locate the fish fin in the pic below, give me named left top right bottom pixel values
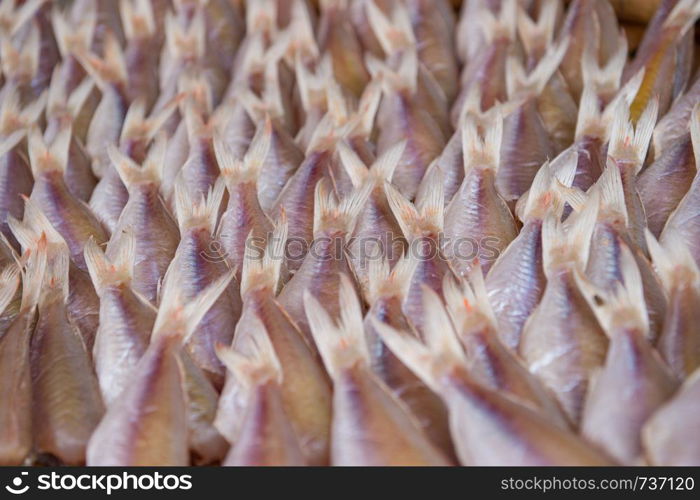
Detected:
left=84, top=232, right=134, bottom=293
left=8, top=197, right=64, bottom=251
left=215, top=117, right=272, bottom=185
left=19, top=241, right=47, bottom=312
left=27, top=125, right=70, bottom=176
left=372, top=140, right=406, bottom=182
left=303, top=274, right=367, bottom=378
left=608, top=97, right=658, bottom=171
left=384, top=181, right=419, bottom=240
left=0, top=263, right=20, bottom=315
left=516, top=0, right=559, bottom=58
left=153, top=269, right=235, bottom=343
left=245, top=0, right=277, bottom=34
left=462, top=112, right=502, bottom=173
left=119, top=97, right=147, bottom=142
left=109, top=133, right=167, bottom=188
left=5, top=0, right=44, bottom=36
left=76, top=30, right=127, bottom=90
left=366, top=0, right=414, bottom=54
left=581, top=30, right=627, bottom=95
left=295, top=55, right=331, bottom=115
left=507, top=36, right=568, bottom=99
left=305, top=113, right=338, bottom=155
left=443, top=263, right=497, bottom=334
left=0, top=21, right=39, bottom=81
left=549, top=148, right=587, bottom=211
left=575, top=84, right=605, bottom=139
left=313, top=178, right=372, bottom=235
left=565, top=189, right=600, bottom=266
left=43, top=244, right=70, bottom=299
left=587, top=244, right=648, bottom=337
left=647, top=228, right=699, bottom=291
left=216, top=318, right=282, bottom=391
left=51, top=2, right=96, bottom=57
left=367, top=249, right=417, bottom=304
left=178, top=72, right=213, bottom=116
left=480, top=0, right=517, bottom=44
left=165, top=7, right=205, bottom=63
left=174, top=176, right=225, bottom=233
left=66, top=74, right=96, bottom=119
left=241, top=211, right=288, bottom=297
left=517, top=162, right=564, bottom=221
left=351, top=78, right=382, bottom=139
left=416, top=168, right=445, bottom=230
left=596, top=157, right=629, bottom=223
left=119, top=0, right=155, bottom=41
left=338, top=141, right=369, bottom=188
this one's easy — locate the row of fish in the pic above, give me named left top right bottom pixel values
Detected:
left=0, top=0, right=699, bottom=466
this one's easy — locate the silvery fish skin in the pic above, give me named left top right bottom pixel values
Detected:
left=217, top=222, right=332, bottom=465
left=638, top=133, right=695, bottom=237
left=0, top=265, right=31, bottom=465
left=105, top=143, right=180, bottom=305
left=643, top=368, right=700, bottom=466
left=653, top=74, right=700, bottom=158
left=403, top=0, right=459, bottom=102
left=277, top=181, right=367, bottom=346
left=443, top=272, right=570, bottom=429
left=87, top=335, right=189, bottom=466
left=363, top=256, right=454, bottom=457
left=272, top=146, right=334, bottom=272
left=0, top=147, right=33, bottom=250
left=582, top=325, right=678, bottom=465
left=487, top=219, right=545, bottom=349
left=317, top=0, right=370, bottom=98
left=164, top=180, right=241, bottom=388
left=222, top=380, right=307, bottom=466
left=304, top=276, right=452, bottom=466
left=647, top=230, right=700, bottom=379
left=87, top=270, right=233, bottom=466
left=44, top=73, right=98, bottom=202
left=443, top=117, right=518, bottom=276
left=372, top=288, right=614, bottom=466
left=372, top=51, right=447, bottom=200
left=28, top=129, right=109, bottom=272
left=32, top=261, right=104, bottom=465
left=84, top=238, right=154, bottom=406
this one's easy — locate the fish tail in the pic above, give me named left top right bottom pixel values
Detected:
left=108, top=133, right=167, bottom=189
left=27, top=125, right=71, bottom=177
left=646, top=228, right=699, bottom=291
left=215, top=117, right=272, bottom=184
left=517, top=158, right=580, bottom=221
left=516, top=0, right=559, bottom=58
left=506, top=35, right=568, bottom=99
left=0, top=263, right=20, bottom=315
left=461, top=112, right=502, bottom=173
left=241, top=211, right=288, bottom=297
left=119, top=0, right=156, bottom=41
left=337, top=141, right=370, bottom=189
left=174, top=176, right=225, bottom=233
left=579, top=244, right=648, bottom=338
left=351, top=79, right=382, bottom=139
left=303, top=273, right=367, bottom=379
left=153, top=269, right=235, bottom=343
left=75, top=31, right=127, bottom=91
left=83, top=232, right=135, bottom=293
left=594, top=157, right=629, bottom=223
left=48, top=68, right=95, bottom=120
left=0, top=22, right=39, bottom=80
left=8, top=197, right=65, bottom=252
left=0, top=87, right=46, bottom=157
left=480, top=0, right=517, bottom=45
left=608, top=97, right=658, bottom=172
left=313, top=177, right=372, bottom=235
left=443, top=263, right=497, bottom=331
left=367, top=249, right=418, bottom=304
left=366, top=0, right=414, bottom=55
left=215, top=316, right=282, bottom=391
left=581, top=31, right=627, bottom=96
left=51, top=2, right=96, bottom=57
left=663, top=0, right=700, bottom=35
left=19, top=242, right=47, bottom=312
left=295, top=54, right=331, bottom=115
left=165, top=7, right=205, bottom=64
